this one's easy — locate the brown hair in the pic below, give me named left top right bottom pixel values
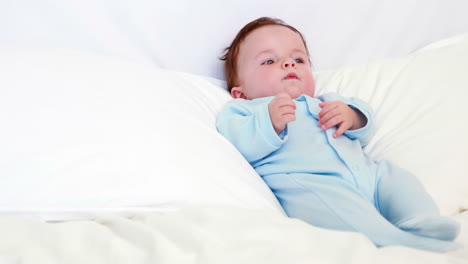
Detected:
left=220, top=17, right=310, bottom=92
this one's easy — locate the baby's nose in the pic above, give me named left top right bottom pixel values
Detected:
left=283, top=60, right=296, bottom=68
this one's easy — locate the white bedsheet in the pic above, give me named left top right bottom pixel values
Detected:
left=0, top=207, right=466, bottom=263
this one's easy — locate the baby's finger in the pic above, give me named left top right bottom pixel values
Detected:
left=283, top=112, right=296, bottom=123
left=318, top=108, right=340, bottom=126
left=280, top=105, right=296, bottom=116
left=275, top=93, right=294, bottom=106
left=318, top=101, right=331, bottom=108
left=320, top=115, right=342, bottom=130
left=277, top=97, right=296, bottom=110
left=318, top=103, right=338, bottom=119
left=333, top=123, right=348, bottom=138
left=276, top=92, right=292, bottom=99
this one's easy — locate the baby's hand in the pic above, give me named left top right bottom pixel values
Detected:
left=269, top=93, right=296, bottom=135
left=318, top=101, right=366, bottom=138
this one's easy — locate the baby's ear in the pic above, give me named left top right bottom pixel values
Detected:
left=231, top=87, right=247, bottom=99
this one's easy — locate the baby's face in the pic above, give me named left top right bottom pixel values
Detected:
left=232, top=25, right=315, bottom=100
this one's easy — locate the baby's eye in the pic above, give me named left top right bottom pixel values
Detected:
left=294, top=58, right=304, bottom=63
left=262, top=60, right=274, bottom=65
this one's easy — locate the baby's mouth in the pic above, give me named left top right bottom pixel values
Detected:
left=284, top=72, right=299, bottom=80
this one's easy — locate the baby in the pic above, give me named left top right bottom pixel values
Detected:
left=216, top=17, right=461, bottom=252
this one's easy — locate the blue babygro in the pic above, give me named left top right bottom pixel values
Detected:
left=216, top=93, right=461, bottom=252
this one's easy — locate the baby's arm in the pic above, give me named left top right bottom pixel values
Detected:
left=317, top=101, right=367, bottom=138
left=216, top=98, right=286, bottom=163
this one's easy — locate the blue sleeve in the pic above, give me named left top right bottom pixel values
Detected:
left=216, top=99, right=287, bottom=163
left=319, top=93, right=374, bottom=146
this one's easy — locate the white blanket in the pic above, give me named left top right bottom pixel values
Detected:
left=0, top=207, right=466, bottom=263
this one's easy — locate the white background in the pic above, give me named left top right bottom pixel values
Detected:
left=1, top=0, right=468, bottom=79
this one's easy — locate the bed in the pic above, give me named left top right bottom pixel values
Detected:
left=1, top=0, right=467, bottom=263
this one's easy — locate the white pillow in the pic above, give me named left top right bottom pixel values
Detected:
left=0, top=45, right=284, bottom=220
left=314, top=37, right=468, bottom=215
